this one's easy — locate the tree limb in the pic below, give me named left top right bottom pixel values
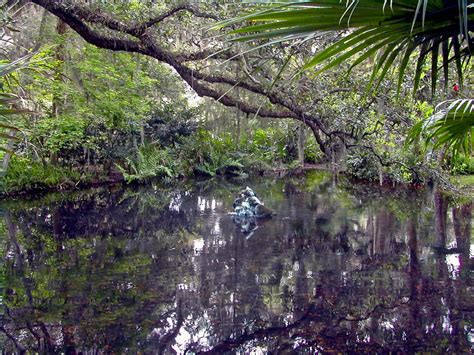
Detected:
left=132, top=3, right=219, bottom=35
left=28, top=0, right=342, bottom=156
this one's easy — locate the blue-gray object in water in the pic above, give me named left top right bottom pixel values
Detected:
left=233, top=187, right=275, bottom=218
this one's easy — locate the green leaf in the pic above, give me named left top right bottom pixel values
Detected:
left=221, top=0, right=472, bottom=95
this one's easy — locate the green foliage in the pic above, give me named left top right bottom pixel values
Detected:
left=0, top=52, right=40, bottom=153
left=222, top=0, right=471, bottom=96
left=222, top=0, right=472, bottom=181
left=249, top=128, right=289, bottom=162
left=20, top=43, right=187, bottom=160
left=0, top=52, right=36, bottom=77
left=346, top=153, right=380, bottom=182
left=304, top=138, right=320, bottom=164
left=147, top=103, right=200, bottom=145
left=171, top=129, right=244, bottom=178
left=187, top=127, right=299, bottom=175
left=452, top=174, right=474, bottom=191
left=117, top=146, right=178, bottom=183
left=0, top=35, right=203, bottom=193
left=118, top=126, right=307, bottom=184
left=451, top=155, right=474, bottom=175
left=6, top=2, right=468, bottom=194
left=36, top=115, right=87, bottom=153
left=4, top=47, right=321, bottom=191
left=193, top=135, right=243, bottom=177
left=408, top=99, right=474, bottom=158
left=0, top=156, right=82, bottom=193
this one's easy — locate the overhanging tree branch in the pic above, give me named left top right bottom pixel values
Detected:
left=28, top=0, right=348, bottom=156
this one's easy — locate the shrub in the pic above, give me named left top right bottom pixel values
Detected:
left=117, top=145, right=179, bottom=183
left=345, top=153, right=380, bottom=181
left=451, top=155, right=474, bottom=175
left=0, top=156, right=81, bottom=193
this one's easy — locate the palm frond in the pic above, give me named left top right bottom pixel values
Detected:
left=408, top=98, right=474, bottom=156
left=221, top=0, right=472, bottom=95
left=0, top=53, right=37, bottom=153
left=0, top=52, right=35, bottom=77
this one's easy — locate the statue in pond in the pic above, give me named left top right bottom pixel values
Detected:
left=233, top=187, right=275, bottom=218
left=232, top=187, right=275, bottom=237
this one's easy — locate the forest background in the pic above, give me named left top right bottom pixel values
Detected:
left=0, top=0, right=472, bottom=195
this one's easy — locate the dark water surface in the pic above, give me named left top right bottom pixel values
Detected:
left=0, top=172, right=472, bottom=353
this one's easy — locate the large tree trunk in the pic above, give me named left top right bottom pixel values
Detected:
left=297, top=124, right=305, bottom=165
left=1, top=130, right=16, bottom=173
left=51, top=19, right=68, bottom=117
left=50, top=18, right=68, bottom=165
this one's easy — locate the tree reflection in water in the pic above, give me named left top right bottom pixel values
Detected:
left=0, top=172, right=472, bottom=353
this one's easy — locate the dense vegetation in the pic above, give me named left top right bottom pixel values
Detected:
left=0, top=0, right=472, bottom=195
left=0, top=2, right=472, bottom=352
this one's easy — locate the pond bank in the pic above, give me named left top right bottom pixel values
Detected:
left=1, top=163, right=472, bottom=200
left=0, top=163, right=320, bottom=199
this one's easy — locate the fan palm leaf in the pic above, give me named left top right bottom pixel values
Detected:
left=219, top=0, right=473, bottom=95
left=408, top=98, right=474, bottom=156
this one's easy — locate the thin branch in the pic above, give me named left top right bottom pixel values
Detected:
left=131, top=4, right=219, bottom=35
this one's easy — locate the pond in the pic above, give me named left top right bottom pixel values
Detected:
left=0, top=172, right=473, bottom=353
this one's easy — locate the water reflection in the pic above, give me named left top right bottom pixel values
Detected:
left=0, top=173, right=472, bottom=353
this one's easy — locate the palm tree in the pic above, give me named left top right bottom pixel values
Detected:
left=221, top=0, right=471, bottom=94
left=219, top=0, right=473, bottom=156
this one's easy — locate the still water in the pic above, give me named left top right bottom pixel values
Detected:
left=0, top=172, right=472, bottom=353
